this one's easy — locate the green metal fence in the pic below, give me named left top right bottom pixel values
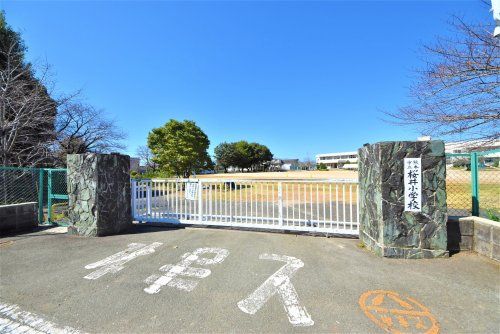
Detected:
left=446, top=149, right=500, bottom=219
left=0, top=166, right=69, bottom=225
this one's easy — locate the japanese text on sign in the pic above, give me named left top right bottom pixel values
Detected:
left=404, top=158, right=422, bottom=212
left=185, top=182, right=198, bottom=201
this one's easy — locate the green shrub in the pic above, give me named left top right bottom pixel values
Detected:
left=49, top=202, right=69, bottom=223
left=452, top=158, right=471, bottom=170
left=317, top=163, right=328, bottom=171
left=141, top=170, right=173, bottom=179
left=485, top=209, right=500, bottom=222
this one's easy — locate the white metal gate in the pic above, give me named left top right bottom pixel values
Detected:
left=131, top=178, right=359, bottom=235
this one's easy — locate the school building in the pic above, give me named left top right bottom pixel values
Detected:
left=315, top=151, right=358, bottom=170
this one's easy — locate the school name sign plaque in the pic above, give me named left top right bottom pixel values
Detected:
left=404, top=158, right=422, bottom=212
left=358, top=140, right=448, bottom=258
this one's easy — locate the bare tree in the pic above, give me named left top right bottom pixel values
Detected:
left=54, top=100, right=126, bottom=165
left=300, top=155, right=316, bottom=171
left=1, top=12, right=125, bottom=167
left=386, top=16, right=499, bottom=144
left=136, top=145, right=156, bottom=170
left=0, top=40, right=56, bottom=167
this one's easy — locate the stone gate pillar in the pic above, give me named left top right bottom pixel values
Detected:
left=67, top=153, right=132, bottom=236
left=358, top=140, right=448, bottom=258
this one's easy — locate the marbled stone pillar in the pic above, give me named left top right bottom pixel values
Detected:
left=67, top=153, right=132, bottom=236
left=358, top=141, right=448, bottom=258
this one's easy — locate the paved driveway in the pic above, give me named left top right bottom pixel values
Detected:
left=0, top=226, right=499, bottom=333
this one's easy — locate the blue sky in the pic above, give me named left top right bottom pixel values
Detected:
left=2, top=0, right=489, bottom=160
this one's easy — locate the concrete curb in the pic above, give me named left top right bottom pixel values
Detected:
left=447, top=216, right=500, bottom=262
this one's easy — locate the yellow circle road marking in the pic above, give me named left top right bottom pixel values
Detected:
left=359, top=290, right=440, bottom=334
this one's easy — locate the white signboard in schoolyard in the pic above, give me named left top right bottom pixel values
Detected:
left=185, top=182, right=199, bottom=201
left=404, top=158, right=422, bottom=212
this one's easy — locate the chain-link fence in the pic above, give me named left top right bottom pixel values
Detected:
left=478, top=151, right=500, bottom=220
left=446, top=154, right=472, bottom=217
left=446, top=149, right=500, bottom=220
left=0, top=166, right=69, bottom=225
left=45, top=169, right=70, bottom=224
left=0, top=167, right=40, bottom=205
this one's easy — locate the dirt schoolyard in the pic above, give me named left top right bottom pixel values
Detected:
left=198, top=169, right=500, bottom=214
left=198, top=170, right=358, bottom=180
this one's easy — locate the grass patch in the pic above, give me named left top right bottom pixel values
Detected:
left=446, top=182, right=499, bottom=212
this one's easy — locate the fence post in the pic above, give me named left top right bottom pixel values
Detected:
left=38, top=169, right=44, bottom=224
left=47, top=169, right=52, bottom=223
left=471, top=152, right=480, bottom=216
left=278, top=182, right=283, bottom=226
left=356, top=183, right=360, bottom=228
left=131, top=179, right=137, bottom=219
left=198, top=180, right=203, bottom=223
left=146, top=181, right=152, bottom=216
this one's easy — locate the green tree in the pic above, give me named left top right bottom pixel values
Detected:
left=214, top=140, right=273, bottom=172
left=214, top=142, right=237, bottom=173
left=249, top=143, right=273, bottom=171
left=147, top=119, right=211, bottom=177
left=233, top=141, right=253, bottom=171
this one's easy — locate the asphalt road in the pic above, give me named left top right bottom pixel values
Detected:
left=0, top=225, right=499, bottom=333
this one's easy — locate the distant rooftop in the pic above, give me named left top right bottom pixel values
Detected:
left=315, top=151, right=357, bottom=157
